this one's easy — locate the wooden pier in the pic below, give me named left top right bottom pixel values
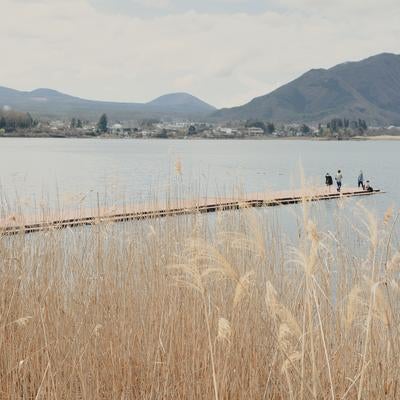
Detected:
left=0, top=187, right=383, bottom=236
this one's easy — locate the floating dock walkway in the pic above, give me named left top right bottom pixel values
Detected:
left=0, top=187, right=382, bottom=236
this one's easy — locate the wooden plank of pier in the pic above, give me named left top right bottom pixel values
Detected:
left=0, top=187, right=383, bottom=236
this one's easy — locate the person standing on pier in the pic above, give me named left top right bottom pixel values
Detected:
left=325, top=173, right=333, bottom=191
left=358, top=170, right=365, bottom=189
left=335, top=170, right=343, bottom=192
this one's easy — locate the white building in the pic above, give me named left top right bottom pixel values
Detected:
left=246, top=127, right=264, bottom=135
left=111, top=123, right=124, bottom=134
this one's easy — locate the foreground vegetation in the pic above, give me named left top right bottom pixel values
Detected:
left=0, top=199, right=399, bottom=399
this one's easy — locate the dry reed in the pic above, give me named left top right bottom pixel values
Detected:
left=0, top=196, right=399, bottom=399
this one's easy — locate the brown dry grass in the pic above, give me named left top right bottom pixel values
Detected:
left=0, top=199, right=399, bottom=399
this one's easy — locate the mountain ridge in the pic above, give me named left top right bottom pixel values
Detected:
left=0, top=86, right=216, bottom=120
left=213, top=53, right=400, bottom=125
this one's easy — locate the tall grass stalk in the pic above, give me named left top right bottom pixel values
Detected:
left=0, top=195, right=399, bottom=399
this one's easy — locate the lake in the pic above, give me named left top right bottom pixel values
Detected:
left=0, top=138, right=397, bottom=218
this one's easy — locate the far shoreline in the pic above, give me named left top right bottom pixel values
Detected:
left=352, top=135, right=400, bottom=140
left=1, top=134, right=400, bottom=141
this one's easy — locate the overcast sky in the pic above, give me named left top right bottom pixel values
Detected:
left=1, top=0, right=400, bottom=107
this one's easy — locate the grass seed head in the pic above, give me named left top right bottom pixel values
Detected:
left=217, top=317, right=232, bottom=344
left=14, top=317, right=32, bottom=327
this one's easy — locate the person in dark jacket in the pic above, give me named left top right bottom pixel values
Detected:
left=358, top=170, right=365, bottom=189
left=325, top=173, right=333, bottom=191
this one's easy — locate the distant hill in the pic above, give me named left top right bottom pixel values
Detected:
left=0, top=87, right=216, bottom=121
left=147, top=93, right=215, bottom=115
left=213, top=53, right=400, bottom=125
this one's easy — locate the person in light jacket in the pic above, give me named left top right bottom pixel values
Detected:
left=365, top=180, right=374, bottom=192
left=335, top=170, right=343, bottom=192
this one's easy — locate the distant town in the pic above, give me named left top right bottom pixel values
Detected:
left=0, top=109, right=399, bottom=140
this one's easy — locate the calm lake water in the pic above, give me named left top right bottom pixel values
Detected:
left=0, top=138, right=398, bottom=219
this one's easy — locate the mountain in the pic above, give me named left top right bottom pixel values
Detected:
left=0, top=87, right=216, bottom=120
left=147, top=93, right=215, bottom=114
left=213, top=53, right=400, bottom=125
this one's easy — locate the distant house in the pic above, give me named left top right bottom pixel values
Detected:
left=111, top=123, right=124, bottom=134
left=246, top=127, right=264, bottom=135
left=215, top=127, right=241, bottom=138
left=49, top=120, right=67, bottom=131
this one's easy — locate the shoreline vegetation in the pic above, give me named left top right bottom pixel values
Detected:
left=2, top=110, right=400, bottom=140
left=353, top=135, right=400, bottom=140
left=1, top=132, right=400, bottom=140
left=1, top=193, right=399, bottom=398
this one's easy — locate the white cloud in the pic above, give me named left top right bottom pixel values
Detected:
left=0, top=0, right=399, bottom=108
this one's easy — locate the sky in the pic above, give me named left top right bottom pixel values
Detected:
left=1, top=0, right=400, bottom=108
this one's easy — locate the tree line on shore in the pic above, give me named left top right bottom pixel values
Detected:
left=0, top=110, right=38, bottom=130
left=71, top=113, right=107, bottom=134
left=244, top=117, right=368, bottom=136
left=69, top=114, right=371, bottom=136
left=0, top=109, right=372, bottom=137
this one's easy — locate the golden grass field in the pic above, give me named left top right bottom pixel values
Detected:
left=0, top=196, right=399, bottom=399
